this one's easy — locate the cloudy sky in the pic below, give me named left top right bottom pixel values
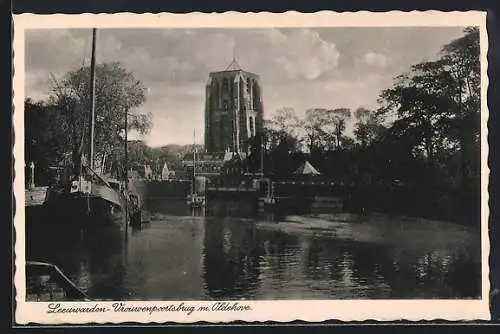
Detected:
left=25, top=27, right=466, bottom=147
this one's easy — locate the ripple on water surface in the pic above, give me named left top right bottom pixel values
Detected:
left=26, top=209, right=481, bottom=300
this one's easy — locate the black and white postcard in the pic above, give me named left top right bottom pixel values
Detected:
left=13, top=11, right=490, bottom=324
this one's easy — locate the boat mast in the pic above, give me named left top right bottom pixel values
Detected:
left=193, top=129, right=196, bottom=178
left=124, top=106, right=129, bottom=229
left=88, top=28, right=97, bottom=170
left=84, top=28, right=97, bottom=216
left=124, top=108, right=128, bottom=184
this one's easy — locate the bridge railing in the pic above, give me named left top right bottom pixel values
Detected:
left=207, top=182, right=257, bottom=192
left=271, top=178, right=346, bottom=198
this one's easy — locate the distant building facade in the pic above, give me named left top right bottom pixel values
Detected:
left=161, top=162, right=175, bottom=180
left=128, top=164, right=153, bottom=180
left=181, top=151, right=231, bottom=179
left=204, top=59, right=264, bottom=154
left=180, top=149, right=248, bottom=183
left=144, top=165, right=153, bottom=179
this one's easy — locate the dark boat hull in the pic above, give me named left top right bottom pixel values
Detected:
left=40, top=189, right=124, bottom=230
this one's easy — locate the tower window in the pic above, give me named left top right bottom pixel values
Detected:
left=222, top=78, right=229, bottom=94
left=249, top=116, right=254, bottom=137
left=212, top=80, right=220, bottom=108
left=253, top=82, right=260, bottom=109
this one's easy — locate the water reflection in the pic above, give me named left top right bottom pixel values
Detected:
left=206, top=198, right=257, bottom=218
left=26, top=223, right=128, bottom=300
left=25, top=198, right=481, bottom=301
left=122, top=216, right=206, bottom=300
left=203, top=218, right=262, bottom=299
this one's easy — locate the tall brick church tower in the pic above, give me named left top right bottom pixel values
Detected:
left=204, top=58, right=264, bottom=154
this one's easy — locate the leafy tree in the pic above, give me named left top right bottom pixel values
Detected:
left=340, top=136, right=356, bottom=151
left=332, top=110, right=348, bottom=149
left=304, top=108, right=350, bottom=151
left=127, top=140, right=153, bottom=166
left=377, top=26, right=480, bottom=179
left=24, top=98, right=67, bottom=185
left=270, top=107, right=303, bottom=137
left=48, top=61, right=152, bottom=178
left=148, top=144, right=196, bottom=173
left=354, top=108, right=386, bottom=147
left=264, top=107, right=303, bottom=151
left=244, top=111, right=303, bottom=175
left=439, top=26, right=481, bottom=180
left=371, top=27, right=481, bottom=223
left=354, top=107, right=372, bottom=122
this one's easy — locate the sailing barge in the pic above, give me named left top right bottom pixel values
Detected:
left=42, top=28, right=142, bottom=228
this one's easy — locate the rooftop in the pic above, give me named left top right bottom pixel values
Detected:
left=181, top=151, right=248, bottom=162
left=225, top=58, right=242, bottom=71
left=206, top=58, right=260, bottom=84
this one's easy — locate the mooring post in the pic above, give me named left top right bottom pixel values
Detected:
left=29, top=161, right=35, bottom=189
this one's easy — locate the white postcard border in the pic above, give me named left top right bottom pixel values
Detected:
left=13, top=11, right=491, bottom=324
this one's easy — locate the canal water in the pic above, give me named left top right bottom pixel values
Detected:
left=25, top=199, right=481, bottom=300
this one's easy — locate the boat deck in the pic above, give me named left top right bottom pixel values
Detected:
left=25, top=186, right=49, bottom=207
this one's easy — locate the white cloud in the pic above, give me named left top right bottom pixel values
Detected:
left=362, top=51, right=388, bottom=68
left=265, top=29, right=340, bottom=80
left=24, top=27, right=463, bottom=146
